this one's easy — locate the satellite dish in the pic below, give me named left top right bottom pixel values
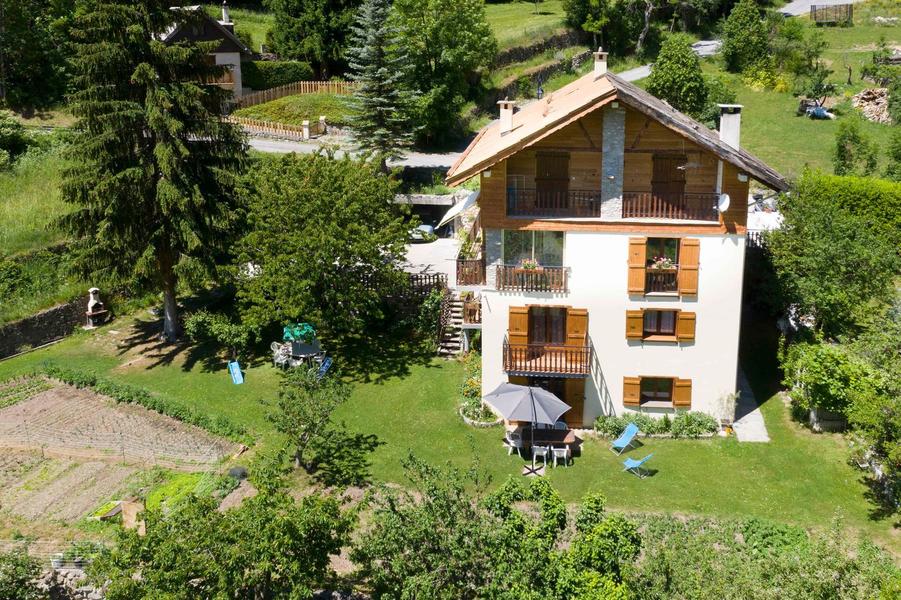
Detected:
left=716, top=193, right=731, bottom=213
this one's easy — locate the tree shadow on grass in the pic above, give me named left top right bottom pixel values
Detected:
left=308, top=424, right=383, bottom=488
left=328, top=327, right=439, bottom=385
left=861, top=473, right=901, bottom=524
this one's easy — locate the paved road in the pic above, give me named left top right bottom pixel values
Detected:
left=617, top=40, right=721, bottom=83
left=779, top=0, right=865, bottom=17
left=248, top=137, right=461, bottom=168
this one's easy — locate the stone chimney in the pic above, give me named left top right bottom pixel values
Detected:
left=593, top=47, right=608, bottom=77
left=498, top=99, right=515, bottom=135
left=221, top=1, right=231, bottom=24
left=718, top=104, right=743, bottom=149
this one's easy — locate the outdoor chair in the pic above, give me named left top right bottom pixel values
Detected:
left=554, top=420, right=568, bottom=431
left=552, top=446, right=571, bottom=468
left=610, top=422, right=640, bottom=455
left=532, top=445, right=550, bottom=467
left=504, top=431, right=525, bottom=458
left=622, top=454, right=653, bottom=479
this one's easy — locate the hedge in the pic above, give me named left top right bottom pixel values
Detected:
left=594, top=412, right=718, bottom=439
left=39, top=364, right=250, bottom=444
left=243, top=61, right=315, bottom=91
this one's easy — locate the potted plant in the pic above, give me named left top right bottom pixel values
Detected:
left=648, top=256, right=676, bottom=270
left=520, top=258, right=541, bottom=271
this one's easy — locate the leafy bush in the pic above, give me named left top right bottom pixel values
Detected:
left=183, top=309, right=257, bottom=362
left=0, top=259, right=26, bottom=296
left=40, top=364, right=249, bottom=442
left=0, top=549, right=43, bottom=600
left=646, top=33, right=708, bottom=117
left=722, top=0, right=768, bottom=73
left=781, top=341, right=873, bottom=415
left=833, top=119, right=878, bottom=177
left=242, top=60, right=315, bottom=91
left=595, top=412, right=715, bottom=438
left=670, top=412, right=718, bottom=438
left=460, top=351, right=494, bottom=422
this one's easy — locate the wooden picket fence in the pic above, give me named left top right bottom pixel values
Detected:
left=227, top=115, right=327, bottom=141
left=235, top=80, right=357, bottom=109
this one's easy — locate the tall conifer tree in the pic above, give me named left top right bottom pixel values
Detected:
left=346, top=0, right=415, bottom=169
left=61, top=1, right=246, bottom=341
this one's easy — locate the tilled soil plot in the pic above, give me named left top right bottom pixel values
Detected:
left=0, top=382, right=236, bottom=467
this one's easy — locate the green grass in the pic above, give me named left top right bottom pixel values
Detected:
left=0, top=147, right=69, bottom=255
left=485, top=0, right=568, bottom=50
left=0, top=310, right=896, bottom=554
left=145, top=472, right=204, bottom=510
left=204, top=4, right=273, bottom=51
left=814, top=0, right=900, bottom=85
left=233, top=92, right=355, bottom=127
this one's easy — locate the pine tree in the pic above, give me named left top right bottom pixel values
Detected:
left=60, top=1, right=247, bottom=341
left=346, top=0, right=415, bottom=169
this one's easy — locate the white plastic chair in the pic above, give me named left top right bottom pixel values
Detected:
left=532, top=445, right=550, bottom=467
left=504, top=431, right=524, bottom=458
left=554, top=420, right=567, bottom=431
left=552, top=446, right=571, bottom=468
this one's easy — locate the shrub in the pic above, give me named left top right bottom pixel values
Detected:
left=594, top=414, right=629, bottom=437
left=833, top=119, right=878, bottom=177
left=646, top=33, right=708, bottom=117
left=722, top=0, right=768, bottom=73
left=242, top=60, right=315, bottom=91
left=670, top=412, right=718, bottom=438
left=781, top=341, right=873, bottom=416
left=39, top=364, right=249, bottom=442
left=0, top=259, right=27, bottom=296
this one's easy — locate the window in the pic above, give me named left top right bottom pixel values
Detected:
left=643, top=310, right=677, bottom=337
left=528, top=307, right=566, bottom=344
left=503, top=230, right=564, bottom=266
left=640, top=378, right=673, bottom=405
left=646, top=238, right=679, bottom=268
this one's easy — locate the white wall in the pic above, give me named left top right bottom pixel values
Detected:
left=214, top=51, right=243, bottom=98
left=481, top=230, right=746, bottom=423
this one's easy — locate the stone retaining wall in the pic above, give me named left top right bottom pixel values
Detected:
left=0, top=299, right=85, bottom=359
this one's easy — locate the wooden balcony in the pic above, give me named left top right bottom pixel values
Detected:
left=496, top=265, right=567, bottom=293
left=456, top=258, right=486, bottom=286
left=463, top=300, right=481, bottom=325
left=622, top=192, right=719, bottom=222
left=503, top=339, right=591, bottom=376
left=506, top=189, right=603, bottom=218
left=646, top=268, right=679, bottom=293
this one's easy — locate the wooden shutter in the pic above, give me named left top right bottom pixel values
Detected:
left=565, top=308, right=588, bottom=346
left=627, top=237, right=647, bottom=294
left=565, top=378, right=585, bottom=427
left=508, top=376, right=528, bottom=385
left=623, top=377, right=641, bottom=407
left=625, top=310, right=644, bottom=339
left=678, top=238, right=700, bottom=296
left=673, top=378, right=692, bottom=409
left=676, top=311, right=696, bottom=341
left=508, top=306, right=529, bottom=345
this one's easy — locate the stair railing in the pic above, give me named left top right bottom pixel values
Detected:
left=435, top=288, right=455, bottom=354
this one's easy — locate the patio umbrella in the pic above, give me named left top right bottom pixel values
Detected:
left=483, top=383, right=570, bottom=467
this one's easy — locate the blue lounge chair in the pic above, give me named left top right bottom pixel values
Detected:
left=623, top=454, right=653, bottom=479
left=316, top=357, right=333, bottom=380
left=610, top=422, right=640, bottom=455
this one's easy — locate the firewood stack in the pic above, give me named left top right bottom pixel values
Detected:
left=852, top=88, right=892, bottom=125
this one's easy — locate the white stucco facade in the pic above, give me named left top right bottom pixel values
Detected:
left=214, top=51, right=243, bottom=98
left=480, top=229, right=746, bottom=424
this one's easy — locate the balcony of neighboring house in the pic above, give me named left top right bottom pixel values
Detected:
left=504, top=306, right=591, bottom=376
left=496, top=230, right=568, bottom=293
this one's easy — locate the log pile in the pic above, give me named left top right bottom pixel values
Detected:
left=852, top=88, right=892, bottom=125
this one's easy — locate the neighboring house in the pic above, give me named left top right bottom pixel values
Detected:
left=162, top=3, right=254, bottom=98
left=445, top=50, right=788, bottom=427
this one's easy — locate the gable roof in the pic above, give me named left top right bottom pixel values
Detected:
left=162, top=5, right=254, bottom=56
left=445, top=70, right=788, bottom=192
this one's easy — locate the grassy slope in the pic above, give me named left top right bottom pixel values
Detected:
left=232, top=92, right=354, bottom=127
left=0, top=148, right=69, bottom=255
left=485, top=0, right=567, bottom=50
left=204, top=4, right=273, bottom=51
left=0, top=313, right=895, bottom=554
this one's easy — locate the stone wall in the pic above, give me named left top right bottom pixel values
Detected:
left=0, top=298, right=85, bottom=359
left=494, top=30, right=586, bottom=68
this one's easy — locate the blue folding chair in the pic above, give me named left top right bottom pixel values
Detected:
left=316, top=357, right=333, bottom=380
left=610, top=422, right=640, bottom=455
left=623, top=454, right=653, bottom=479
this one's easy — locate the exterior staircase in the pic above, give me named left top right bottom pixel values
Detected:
left=437, top=297, right=465, bottom=357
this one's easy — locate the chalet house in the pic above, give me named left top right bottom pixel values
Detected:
left=446, top=50, right=788, bottom=427
left=162, top=3, right=253, bottom=98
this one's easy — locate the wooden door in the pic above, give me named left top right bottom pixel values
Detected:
left=564, top=378, right=585, bottom=427
left=651, top=155, right=686, bottom=205
left=535, top=152, right=570, bottom=209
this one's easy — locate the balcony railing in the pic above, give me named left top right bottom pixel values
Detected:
left=503, top=339, right=592, bottom=376
left=507, top=189, right=603, bottom=218
left=496, top=265, right=567, bottom=292
left=646, top=267, right=679, bottom=293
left=463, top=300, right=481, bottom=325
left=622, top=192, right=719, bottom=222
left=456, top=257, right=486, bottom=286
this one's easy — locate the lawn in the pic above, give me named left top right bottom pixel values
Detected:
left=0, top=309, right=896, bottom=554
left=204, top=4, right=273, bottom=51
left=0, top=147, right=69, bottom=255
left=233, top=92, right=355, bottom=127
left=485, top=0, right=568, bottom=50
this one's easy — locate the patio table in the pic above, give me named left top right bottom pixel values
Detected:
left=518, top=426, right=577, bottom=447
left=291, top=341, right=322, bottom=359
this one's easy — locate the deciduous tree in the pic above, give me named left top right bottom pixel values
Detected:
left=721, top=0, right=768, bottom=73
left=60, top=1, right=247, bottom=342
left=833, top=120, right=878, bottom=177
left=646, top=33, right=708, bottom=117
